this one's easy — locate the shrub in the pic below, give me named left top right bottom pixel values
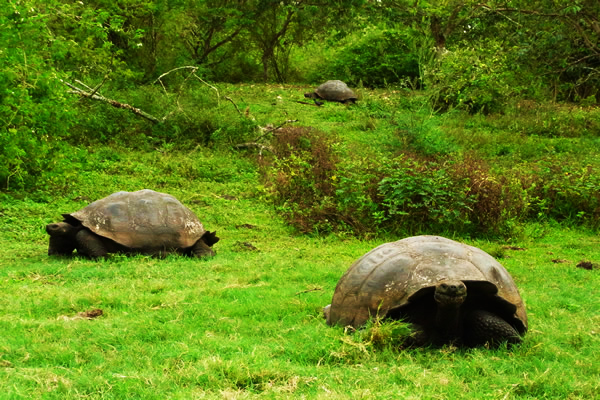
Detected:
left=447, top=156, right=532, bottom=236
left=260, top=126, right=340, bottom=233
left=425, top=42, right=534, bottom=113
left=305, top=27, right=420, bottom=88
left=376, top=157, right=474, bottom=233
left=526, top=158, right=600, bottom=227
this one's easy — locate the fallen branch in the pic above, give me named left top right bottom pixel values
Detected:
left=295, top=287, right=323, bottom=295
left=233, top=142, right=274, bottom=154
left=234, top=119, right=299, bottom=155
left=225, top=96, right=242, bottom=115
left=63, top=80, right=161, bottom=124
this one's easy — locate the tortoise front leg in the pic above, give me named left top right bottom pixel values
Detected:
left=464, top=310, right=522, bottom=348
left=48, top=235, right=76, bottom=256
left=75, top=229, right=108, bottom=258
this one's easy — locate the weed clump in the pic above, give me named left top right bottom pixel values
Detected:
left=260, top=126, right=340, bottom=234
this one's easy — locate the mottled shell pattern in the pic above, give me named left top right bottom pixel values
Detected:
left=326, top=236, right=527, bottom=333
left=68, top=189, right=206, bottom=251
left=313, top=80, right=358, bottom=102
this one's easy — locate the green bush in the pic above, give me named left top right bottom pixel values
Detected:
left=376, top=157, right=474, bottom=232
left=525, top=157, right=600, bottom=227
left=0, top=16, right=75, bottom=190
left=305, top=27, right=420, bottom=87
left=263, top=136, right=600, bottom=237
left=425, top=42, right=537, bottom=113
left=260, top=126, right=340, bottom=233
left=0, top=0, right=136, bottom=191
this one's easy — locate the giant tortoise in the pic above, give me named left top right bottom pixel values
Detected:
left=304, top=80, right=358, bottom=104
left=46, top=189, right=219, bottom=258
left=324, top=235, right=527, bottom=347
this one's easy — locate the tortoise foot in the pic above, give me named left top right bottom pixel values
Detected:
left=464, top=310, right=522, bottom=348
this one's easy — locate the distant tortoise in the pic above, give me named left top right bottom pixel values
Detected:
left=304, top=80, right=358, bottom=104
left=324, top=236, right=527, bottom=348
left=46, top=189, right=219, bottom=258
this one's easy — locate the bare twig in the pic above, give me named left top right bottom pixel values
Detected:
left=154, top=65, right=220, bottom=105
left=254, top=119, right=299, bottom=143
left=295, top=287, right=323, bottom=295
left=266, top=119, right=299, bottom=132
left=233, top=142, right=274, bottom=153
left=63, top=80, right=160, bottom=124
left=234, top=118, right=299, bottom=155
left=89, top=75, right=109, bottom=98
left=75, top=79, right=94, bottom=92
left=225, top=96, right=242, bottom=115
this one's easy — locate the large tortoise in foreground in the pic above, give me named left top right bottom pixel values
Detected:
left=324, top=236, right=527, bottom=348
left=304, top=80, right=358, bottom=104
left=46, top=189, right=219, bottom=258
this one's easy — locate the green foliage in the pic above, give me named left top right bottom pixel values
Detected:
left=377, top=157, right=474, bottom=232
left=305, top=27, right=420, bottom=87
left=425, top=42, right=531, bottom=113
left=525, top=157, right=600, bottom=227
left=0, top=2, right=76, bottom=190
left=261, top=125, right=600, bottom=237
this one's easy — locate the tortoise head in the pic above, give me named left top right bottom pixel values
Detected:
left=46, top=221, right=78, bottom=237
left=434, top=280, right=467, bottom=307
left=202, top=231, right=220, bottom=247
left=304, top=92, right=317, bottom=99
left=46, top=221, right=80, bottom=256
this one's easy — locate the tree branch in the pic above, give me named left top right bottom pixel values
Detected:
left=63, top=80, right=160, bottom=124
left=234, top=119, right=299, bottom=155
left=153, top=66, right=220, bottom=105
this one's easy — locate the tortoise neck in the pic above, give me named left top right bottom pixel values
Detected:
left=435, top=302, right=463, bottom=342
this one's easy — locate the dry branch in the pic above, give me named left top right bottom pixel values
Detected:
left=225, top=96, right=242, bottom=115
left=154, top=65, right=220, bottom=105
left=233, top=142, right=274, bottom=154
left=234, top=119, right=299, bottom=155
left=63, top=80, right=161, bottom=124
left=295, top=287, right=323, bottom=295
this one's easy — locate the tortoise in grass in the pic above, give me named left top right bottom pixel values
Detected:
left=46, top=189, right=219, bottom=258
left=304, top=80, right=358, bottom=104
left=324, top=235, right=527, bottom=348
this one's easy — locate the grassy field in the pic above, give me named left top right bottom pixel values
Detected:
left=1, top=84, right=599, bottom=398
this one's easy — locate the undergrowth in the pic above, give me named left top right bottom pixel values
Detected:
left=259, top=107, right=600, bottom=237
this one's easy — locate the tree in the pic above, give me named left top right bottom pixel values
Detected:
left=171, top=0, right=257, bottom=67
left=249, top=0, right=364, bottom=82
left=482, top=0, right=600, bottom=101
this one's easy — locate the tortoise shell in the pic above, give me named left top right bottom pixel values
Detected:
left=312, top=80, right=357, bottom=103
left=66, top=189, right=207, bottom=252
left=326, top=235, right=527, bottom=334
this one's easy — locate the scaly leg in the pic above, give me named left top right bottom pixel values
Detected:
left=464, top=310, right=522, bottom=348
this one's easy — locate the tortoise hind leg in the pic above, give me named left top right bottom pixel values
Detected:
left=75, top=229, right=108, bottom=258
left=464, top=310, right=522, bottom=348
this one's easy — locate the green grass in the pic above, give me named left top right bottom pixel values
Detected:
left=1, top=85, right=599, bottom=398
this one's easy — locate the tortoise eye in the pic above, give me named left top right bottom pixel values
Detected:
left=441, top=283, right=448, bottom=289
